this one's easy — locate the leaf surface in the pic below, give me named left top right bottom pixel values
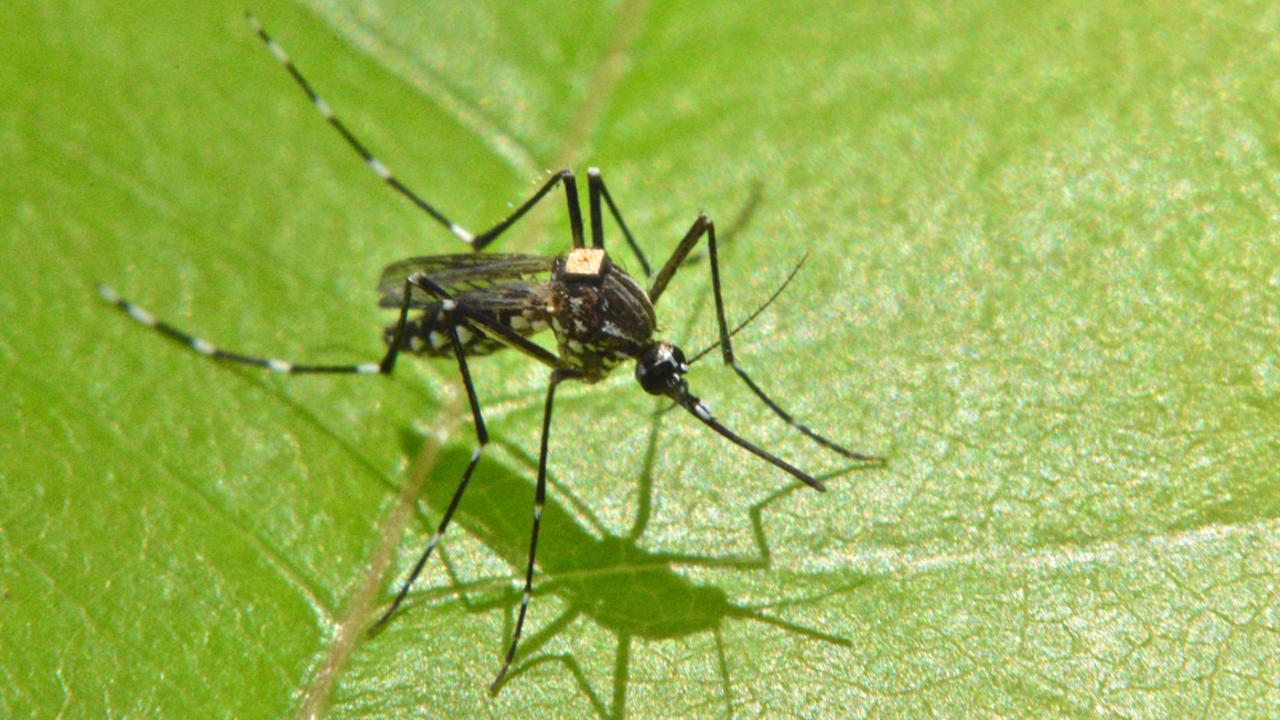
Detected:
left=3, top=1, right=1279, bottom=717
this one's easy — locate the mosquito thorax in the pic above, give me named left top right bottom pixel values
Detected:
left=549, top=247, right=656, bottom=381
left=635, top=341, right=689, bottom=396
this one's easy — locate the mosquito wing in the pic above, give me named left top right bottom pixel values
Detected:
left=377, top=253, right=555, bottom=310
left=377, top=253, right=558, bottom=354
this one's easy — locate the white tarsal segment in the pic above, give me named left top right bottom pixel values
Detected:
left=191, top=338, right=217, bottom=355
left=368, top=157, right=392, bottom=179
left=97, top=284, right=121, bottom=303
left=125, top=304, right=156, bottom=327
left=692, top=401, right=712, bottom=421
left=267, top=359, right=293, bottom=373
left=356, top=363, right=381, bottom=375
left=450, top=223, right=474, bottom=243
left=267, top=40, right=289, bottom=64
left=314, top=97, right=334, bottom=119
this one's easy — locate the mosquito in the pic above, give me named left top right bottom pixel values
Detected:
left=98, top=13, right=884, bottom=693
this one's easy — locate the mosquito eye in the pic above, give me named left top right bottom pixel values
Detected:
left=636, top=361, right=670, bottom=394
left=636, top=343, right=686, bottom=395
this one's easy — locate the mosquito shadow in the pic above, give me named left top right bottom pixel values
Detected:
left=383, top=412, right=872, bottom=720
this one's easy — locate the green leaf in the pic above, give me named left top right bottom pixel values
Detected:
left=4, top=0, right=1279, bottom=717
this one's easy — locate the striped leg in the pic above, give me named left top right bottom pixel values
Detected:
left=245, top=14, right=585, bottom=253
left=372, top=273, right=572, bottom=637
left=372, top=304, right=491, bottom=628
left=96, top=280, right=417, bottom=376
left=651, top=216, right=884, bottom=465
left=490, top=368, right=575, bottom=694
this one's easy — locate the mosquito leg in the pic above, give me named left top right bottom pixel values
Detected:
left=372, top=306, right=491, bottom=628
left=248, top=15, right=589, bottom=253
left=649, top=216, right=883, bottom=464
left=646, top=214, right=711, bottom=305
left=591, top=171, right=757, bottom=280
left=490, top=368, right=578, bottom=694
left=693, top=219, right=884, bottom=462
left=407, top=276, right=568, bottom=370
left=726, top=364, right=883, bottom=462
left=245, top=13, right=482, bottom=247
left=493, top=604, right=582, bottom=681
left=586, top=167, right=651, bottom=276
left=702, top=229, right=881, bottom=462
left=436, top=545, right=505, bottom=614
left=471, top=169, right=584, bottom=251
left=97, top=277, right=420, bottom=376
left=587, top=169, right=605, bottom=250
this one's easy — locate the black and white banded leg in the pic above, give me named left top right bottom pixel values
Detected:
left=245, top=12, right=476, bottom=246
left=100, top=277, right=496, bottom=651
left=650, top=215, right=884, bottom=465
left=490, top=368, right=578, bottom=694
left=98, top=276, right=504, bottom=619
left=249, top=13, right=665, bottom=276
left=377, top=273, right=578, bottom=692
left=372, top=287, right=492, bottom=628
left=246, top=13, right=593, bottom=254
left=96, top=279, right=418, bottom=376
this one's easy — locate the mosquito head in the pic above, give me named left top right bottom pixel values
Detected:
left=635, top=341, right=689, bottom=397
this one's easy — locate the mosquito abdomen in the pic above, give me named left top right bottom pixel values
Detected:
left=385, top=306, right=505, bottom=357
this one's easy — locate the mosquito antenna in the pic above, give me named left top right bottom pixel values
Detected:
left=687, top=252, right=808, bottom=366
